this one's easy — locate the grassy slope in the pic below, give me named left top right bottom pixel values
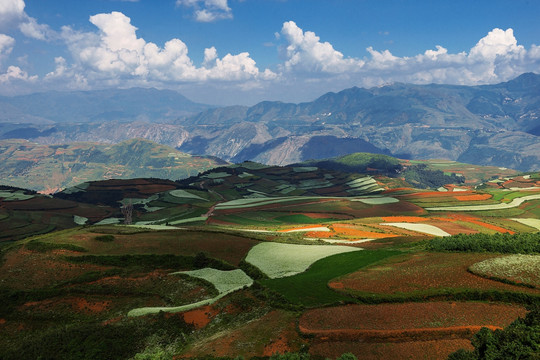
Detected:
left=261, top=249, right=401, bottom=307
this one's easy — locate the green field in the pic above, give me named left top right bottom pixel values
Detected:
left=261, top=250, right=401, bottom=307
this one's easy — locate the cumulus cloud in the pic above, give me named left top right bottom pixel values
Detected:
left=19, top=16, right=56, bottom=40
left=0, top=0, right=25, bottom=30
left=60, top=11, right=275, bottom=87
left=0, top=34, right=15, bottom=60
left=278, top=22, right=540, bottom=87
left=280, top=21, right=364, bottom=73
left=176, top=0, right=232, bottom=22
left=0, top=65, right=37, bottom=83
left=0, top=0, right=56, bottom=40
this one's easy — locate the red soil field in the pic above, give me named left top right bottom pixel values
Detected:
left=22, top=296, right=112, bottom=314
left=309, top=338, right=473, bottom=360
left=300, top=302, right=526, bottom=332
left=180, top=310, right=305, bottom=359
left=446, top=214, right=515, bottom=234
left=454, top=194, right=492, bottom=201
left=181, top=305, right=219, bottom=329
left=73, top=230, right=259, bottom=266
left=381, top=216, right=426, bottom=222
left=330, top=252, right=540, bottom=295
left=0, top=248, right=111, bottom=290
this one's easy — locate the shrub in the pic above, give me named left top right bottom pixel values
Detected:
left=93, top=235, right=115, bottom=242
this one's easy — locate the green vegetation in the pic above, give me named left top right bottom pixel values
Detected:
left=428, top=233, right=540, bottom=254
left=25, top=240, right=88, bottom=253
left=0, top=313, right=194, bottom=360
left=261, top=250, right=400, bottom=307
left=448, top=307, right=540, bottom=360
left=93, top=234, right=115, bottom=242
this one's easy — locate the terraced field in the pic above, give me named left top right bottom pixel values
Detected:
left=1, top=164, right=539, bottom=360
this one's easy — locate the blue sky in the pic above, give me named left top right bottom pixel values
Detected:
left=0, top=0, right=539, bottom=105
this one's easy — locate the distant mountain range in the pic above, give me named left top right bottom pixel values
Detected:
left=0, top=138, right=224, bottom=193
left=0, top=73, right=539, bottom=171
left=0, top=87, right=211, bottom=124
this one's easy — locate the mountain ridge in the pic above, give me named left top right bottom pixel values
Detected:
left=0, top=73, right=539, bottom=171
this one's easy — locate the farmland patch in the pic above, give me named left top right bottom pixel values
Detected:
left=469, top=254, right=540, bottom=287
left=381, top=223, right=451, bottom=237
left=245, top=242, right=360, bottom=279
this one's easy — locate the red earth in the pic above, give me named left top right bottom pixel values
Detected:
left=330, top=252, right=540, bottom=295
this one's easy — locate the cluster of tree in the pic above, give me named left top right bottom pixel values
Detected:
left=402, top=164, right=465, bottom=188
left=448, top=307, right=539, bottom=359
left=0, top=313, right=194, bottom=360
left=428, top=232, right=540, bottom=254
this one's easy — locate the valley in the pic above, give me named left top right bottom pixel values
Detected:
left=0, top=158, right=539, bottom=359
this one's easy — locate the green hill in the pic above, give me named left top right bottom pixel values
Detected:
left=0, top=138, right=225, bottom=193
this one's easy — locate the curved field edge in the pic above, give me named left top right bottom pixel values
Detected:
left=426, top=194, right=540, bottom=211
left=260, top=250, right=401, bottom=307
left=128, top=268, right=253, bottom=316
left=468, top=254, right=540, bottom=288
left=245, top=242, right=361, bottom=279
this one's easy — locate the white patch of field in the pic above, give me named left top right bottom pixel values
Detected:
left=61, top=182, right=89, bottom=194
left=73, top=215, right=88, bottom=225
left=280, top=186, right=297, bottom=194
left=382, top=223, right=451, bottom=237
left=245, top=242, right=360, bottom=279
left=282, top=226, right=331, bottom=233
left=453, top=188, right=468, bottom=192
left=173, top=268, right=253, bottom=294
left=215, top=196, right=329, bottom=209
left=0, top=190, right=35, bottom=201
left=95, top=218, right=121, bottom=225
left=509, top=187, right=540, bottom=191
left=169, top=216, right=208, bottom=225
left=128, top=268, right=253, bottom=316
left=293, top=166, right=318, bottom=172
left=523, top=175, right=531, bottom=179
left=352, top=196, right=399, bottom=205
left=169, top=189, right=206, bottom=201
left=346, top=177, right=373, bottom=187
left=427, top=194, right=540, bottom=211
left=470, top=254, right=540, bottom=286
left=437, top=187, right=448, bottom=192
left=511, top=218, right=540, bottom=230
left=202, top=172, right=231, bottom=179
left=238, top=172, right=253, bottom=178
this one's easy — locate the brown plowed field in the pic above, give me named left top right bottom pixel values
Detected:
left=309, top=338, right=473, bottom=360
left=300, top=302, right=526, bottom=334
left=0, top=248, right=111, bottom=290
left=330, top=252, right=540, bottom=295
left=302, top=302, right=526, bottom=360
left=71, top=230, right=259, bottom=265
left=181, top=310, right=306, bottom=359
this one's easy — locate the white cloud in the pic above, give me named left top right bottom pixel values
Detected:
left=278, top=22, right=540, bottom=87
left=0, top=0, right=25, bottom=30
left=19, top=16, right=56, bottom=40
left=280, top=21, right=364, bottom=73
left=176, top=0, right=232, bottom=22
left=0, top=65, right=37, bottom=83
left=60, top=11, right=275, bottom=87
left=0, top=34, right=15, bottom=60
